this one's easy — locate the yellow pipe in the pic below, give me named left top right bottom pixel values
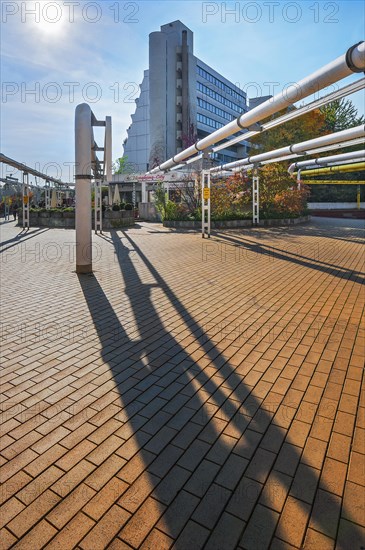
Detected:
left=299, top=162, right=365, bottom=176
left=302, top=180, right=365, bottom=185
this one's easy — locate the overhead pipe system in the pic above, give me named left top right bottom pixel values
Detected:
left=288, top=149, right=365, bottom=175
left=210, top=125, right=365, bottom=173
left=148, top=41, right=364, bottom=174
left=0, top=153, right=65, bottom=185
left=212, top=77, right=365, bottom=154
left=296, top=161, right=365, bottom=176
left=223, top=137, right=365, bottom=175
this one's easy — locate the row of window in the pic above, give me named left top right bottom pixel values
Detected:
left=197, top=98, right=235, bottom=122
left=197, top=113, right=224, bottom=130
left=197, top=66, right=245, bottom=103
left=197, top=82, right=245, bottom=114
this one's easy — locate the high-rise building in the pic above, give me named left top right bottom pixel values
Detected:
left=123, top=20, right=250, bottom=172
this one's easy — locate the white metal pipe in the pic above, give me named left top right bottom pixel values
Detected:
left=288, top=149, right=365, bottom=174
left=149, top=42, right=364, bottom=173
left=212, top=125, right=365, bottom=173
left=75, top=103, right=93, bottom=273
left=213, top=77, right=365, bottom=153
left=157, top=78, right=365, bottom=174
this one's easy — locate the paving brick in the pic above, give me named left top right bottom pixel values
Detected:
left=47, top=484, right=96, bottom=529
left=239, top=504, right=279, bottom=550
left=319, top=458, right=347, bottom=496
left=309, top=489, right=341, bottom=539
left=157, top=489, right=200, bottom=539
left=302, top=528, right=334, bottom=550
left=17, top=465, right=64, bottom=505
left=79, top=505, right=131, bottom=549
left=215, top=454, right=248, bottom=491
left=183, top=459, right=221, bottom=498
left=117, top=449, right=156, bottom=484
left=192, top=483, right=232, bottom=529
left=226, top=477, right=263, bottom=521
left=205, top=512, right=245, bottom=550
left=336, top=519, right=365, bottom=550
left=0, top=449, right=39, bottom=483
left=301, top=437, right=327, bottom=469
left=82, top=477, right=128, bottom=520
left=119, top=471, right=160, bottom=513
left=140, top=528, right=174, bottom=550
left=174, top=520, right=210, bottom=549
left=152, top=465, right=191, bottom=505
left=45, top=512, right=95, bottom=549
left=274, top=443, right=301, bottom=477
left=84, top=454, right=126, bottom=492
left=119, top=497, right=165, bottom=548
left=0, top=497, right=25, bottom=529
left=0, top=528, right=17, bottom=548
left=7, top=490, right=61, bottom=537
left=52, top=460, right=96, bottom=497
left=275, top=496, right=311, bottom=548
left=0, top=470, right=33, bottom=506
left=245, top=448, right=276, bottom=484
left=55, top=440, right=97, bottom=471
left=347, top=451, right=365, bottom=486
left=11, top=520, right=57, bottom=549
left=259, top=471, right=292, bottom=512
left=342, top=481, right=365, bottom=527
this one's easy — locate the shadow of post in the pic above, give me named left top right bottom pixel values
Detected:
left=77, top=228, right=363, bottom=549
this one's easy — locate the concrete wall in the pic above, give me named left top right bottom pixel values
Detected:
left=308, top=202, right=364, bottom=209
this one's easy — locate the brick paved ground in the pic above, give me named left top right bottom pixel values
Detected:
left=0, top=217, right=364, bottom=550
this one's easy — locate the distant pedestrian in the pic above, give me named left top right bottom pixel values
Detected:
left=12, top=202, right=18, bottom=220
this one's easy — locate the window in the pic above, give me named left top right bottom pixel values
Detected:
left=197, top=98, right=235, bottom=122
left=197, top=113, right=224, bottom=130
left=197, top=82, right=245, bottom=113
left=197, top=66, right=246, bottom=103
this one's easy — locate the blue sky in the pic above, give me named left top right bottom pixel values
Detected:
left=1, top=0, right=364, bottom=181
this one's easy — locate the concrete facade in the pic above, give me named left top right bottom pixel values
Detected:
left=123, top=20, right=249, bottom=172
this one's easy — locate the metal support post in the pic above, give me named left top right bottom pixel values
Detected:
left=22, top=172, right=30, bottom=229
left=357, top=184, right=361, bottom=210
left=95, top=179, right=102, bottom=233
left=132, top=181, right=136, bottom=208
left=202, top=169, right=211, bottom=238
left=297, top=169, right=301, bottom=190
left=45, top=183, right=51, bottom=210
left=252, top=166, right=259, bottom=226
left=75, top=103, right=93, bottom=274
left=141, top=181, right=147, bottom=203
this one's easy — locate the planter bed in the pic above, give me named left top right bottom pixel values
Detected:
left=17, top=210, right=135, bottom=229
left=163, top=216, right=310, bottom=229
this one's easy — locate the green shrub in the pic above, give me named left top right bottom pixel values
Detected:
left=125, top=203, right=133, bottom=211
left=112, top=204, right=120, bottom=211
left=120, top=202, right=126, bottom=210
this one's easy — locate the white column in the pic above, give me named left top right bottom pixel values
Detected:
left=22, top=172, right=30, bottom=229
left=75, top=103, right=92, bottom=273
left=95, top=179, right=102, bottom=233
left=141, top=181, right=147, bottom=202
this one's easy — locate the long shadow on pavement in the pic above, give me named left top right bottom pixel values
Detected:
left=78, top=228, right=363, bottom=549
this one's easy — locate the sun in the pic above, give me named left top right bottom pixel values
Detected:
left=35, top=3, right=66, bottom=36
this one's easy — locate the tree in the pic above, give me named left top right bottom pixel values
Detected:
left=251, top=107, right=328, bottom=153
left=113, top=156, right=133, bottom=174
left=255, top=164, right=309, bottom=218
left=320, top=98, right=364, bottom=132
